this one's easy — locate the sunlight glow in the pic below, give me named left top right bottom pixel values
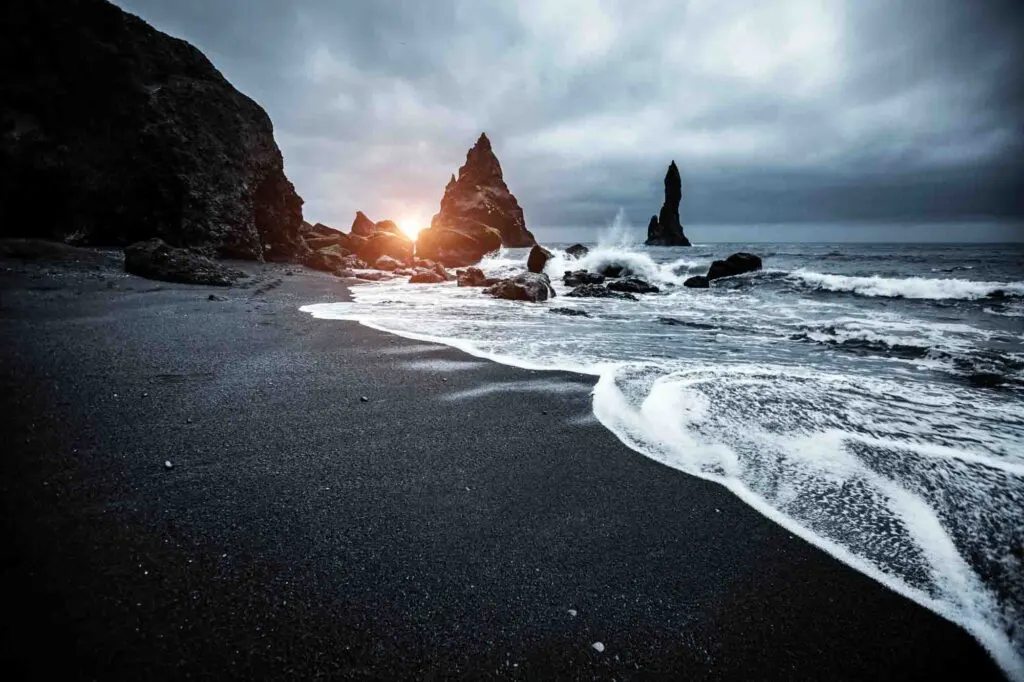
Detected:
left=398, top=217, right=424, bottom=240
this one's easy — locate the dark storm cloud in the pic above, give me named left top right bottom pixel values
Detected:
left=114, top=0, right=1024, bottom=235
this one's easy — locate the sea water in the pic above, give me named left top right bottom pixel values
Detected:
left=302, top=237, right=1024, bottom=679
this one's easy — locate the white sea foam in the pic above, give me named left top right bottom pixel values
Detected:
left=790, top=270, right=1024, bottom=300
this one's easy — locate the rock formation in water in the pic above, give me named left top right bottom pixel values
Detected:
left=645, top=162, right=691, bottom=247
left=417, top=133, right=535, bottom=266
left=0, top=0, right=304, bottom=260
left=484, top=272, right=554, bottom=302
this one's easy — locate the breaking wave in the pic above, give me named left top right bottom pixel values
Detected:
left=790, top=271, right=1024, bottom=300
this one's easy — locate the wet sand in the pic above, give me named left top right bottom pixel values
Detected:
left=0, top=246, right=1004, bottom=679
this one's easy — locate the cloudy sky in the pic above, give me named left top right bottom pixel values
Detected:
left=116, top=0, right=1023, bottom=241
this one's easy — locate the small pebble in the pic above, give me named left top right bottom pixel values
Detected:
left=542, top=410, right=548, bottom=415
left=164, top=460, right=174, bottom=470
left=360, top=396, right=369, bottom=403
left=186, top=417, right=192, bottom=424
left=592, top=642, right=605, bottom=653
left=142, top=392, right=149, bottom=398
left=568, top=609, right=577, bottom=617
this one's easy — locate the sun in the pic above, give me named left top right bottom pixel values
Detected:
left=398, top=217, right=424, bottom=240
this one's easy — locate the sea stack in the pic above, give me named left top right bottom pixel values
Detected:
left=0, top=0, right=304, bottom=261
left=645, top=161, right=691, bottom=246
left=416, top=133, right=535, bottom=267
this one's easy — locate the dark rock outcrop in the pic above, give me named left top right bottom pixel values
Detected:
left=684, top=275, right=710, bottom=288
left=124, top=238, right=244, bottom=286
left=484, top=272, right=555, bottom=302
left=351, top=212, right=376, bottom=237
left=0, top=0, right=304, bottom=260
left=607, top=277, right=660, bottom=294
left=565, top=244, right=589, bottom=260
left=707, top=252, right=762, bottom=281
left=565, top=284, right=637, bottom=301
left=417, top=133, right=534, bottom=266
left=645, top=161, right=690, bottom=246
left=563, top=270, right=605, bottom=287
left=527, top=244, right=553, bottom=274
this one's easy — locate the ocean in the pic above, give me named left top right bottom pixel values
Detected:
left=302, top=236, right=1024, bottom=678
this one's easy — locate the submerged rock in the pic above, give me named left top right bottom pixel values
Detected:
left=607, top=277, right=659, bottom=294
left=527, top=244, right=553, bottom=273
left=683, top=275, right=710, bottom=288
left=484, top=272, right=555, bottom=302
left=565, top=244, right=589, bottom=259
left=563, top=270, right=605, bottom=287
left=565, top=284, right=637, bottom=301
left=124, top=238, right=244, bottom=286
left=417, top=133, right=534, bottom=265
left=645, top=161, right=691, bottom=247
left=549, top=307, right=591, bottom=317
left=456, top=267, right=497, bottom=287
left=706, top=252, right=762, bottom=281
left=0, top=0, right=303, bottom=259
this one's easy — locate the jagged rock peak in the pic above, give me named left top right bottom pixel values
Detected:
left=416, top=133, right=535, bottom=264
left=646, top=160, right=690, bottom=246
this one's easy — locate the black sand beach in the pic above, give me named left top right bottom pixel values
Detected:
left=0, top=250, right=1005, bottom=680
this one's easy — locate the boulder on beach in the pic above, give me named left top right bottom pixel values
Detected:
left=707, top=252, right=762, bottom=281
left=373, top=255, right=403, bottom=271
left=339, top=255, right=368, bottom=270
left=416, top=225, right=503, bottom=268
left=351, top=211, right=377, bottom=237
left=303, top=244, right=352, bottom=273
left=354, top=271, right=392, bottom=282
left=565, top=244, right=589, bottom=260
left=607, top=277, right=660, bottom=294
left=565, top=283, right=637, bottom=301
left=304, top=233, right=349, bottom=251
left=124, top=238, right=245, bottom=286
left=0, top=0, right=304, bottom=260
left=484, top=272, right=555, bottom=302
left=563, top=270, right=605, bottom=287
left=527, top=244, right=553, bottom=273
left=416, top=133, right=534, bottom=266
left=302, top=222, right=341, bottom=239
left=684, top=275, right=710, bottom=288
left=357, top=231, right=414, bottom=264
left=645, top=161, right=691, bottom=247
left=409, top=270, right=446, bottom=284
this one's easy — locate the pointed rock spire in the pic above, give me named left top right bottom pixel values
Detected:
left=645, top=160, right=690, bottom=246
left=417, top=133, right=535, bottom=266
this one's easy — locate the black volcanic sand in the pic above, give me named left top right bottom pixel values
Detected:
left=0, top=245, right=1006, bottom=680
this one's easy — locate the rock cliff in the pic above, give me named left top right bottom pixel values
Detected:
left=0, top=0, right=304, bottom=260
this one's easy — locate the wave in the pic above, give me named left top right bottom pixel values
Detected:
left=790, top=270, right=1024, bottom=300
